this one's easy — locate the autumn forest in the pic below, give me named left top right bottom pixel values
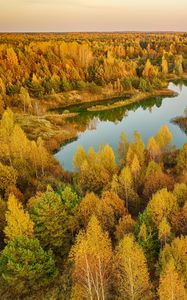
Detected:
left=0, top=32, right=187, bottom=300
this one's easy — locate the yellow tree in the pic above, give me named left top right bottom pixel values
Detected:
left=147, top=188, right=178, bottom=227
left=176, top=143, right=187, bottom=173
left=131, top=131, right=145, bottom=167
left=174, top=55, right=183, bottom=75
left=142, top=59, right=158, bottom=79
left=161, top=56, right=169, bottom=75
left=0, top=108, right=15, bottom=165
left=118, top=166, right=134, bottom=210
left=0, top=95, right=4, bottom=115
left=115, top=214, right=136, bottom=241
left=37, top=137, right=50, bottom=176
left=158, top=218, right=171, bottom=246
left=70, top=216, right=113, bottom=300
left=73, top=145, right=87, bottom=170
left=147, top=137, right=161, bottom=162
left=158, top=260, right=187, bottom=300
left=159, top=236, right=187, bottom=286
left=11, top=124, right=30, bottom=162
left=0, top=162, right=17, bottom=194
left=126, top=145, right=135, bottom=166
left=19, top=87, right=31, bottom=113
left=4, top=194, right=34, bottom=241
left=155, top=125, right=172, bottom=152
left=76, top=192, right=100, bottom=228
left=114, top=235, right=152, bottom=300
left=99, top=144, right=117, bottom=177
left=130, top=154, right=141, bottom=183
left=6, top=47, right=19, bottom=68
left=118, top=132, right=129, bottom=164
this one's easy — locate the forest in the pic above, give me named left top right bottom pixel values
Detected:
left=0, top=32, right=187, bottom=299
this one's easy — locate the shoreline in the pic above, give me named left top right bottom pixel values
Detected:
left=46, top=87, right=178, bottom=153
left=172, top=116, right=187, bottom=135
left=87, top=88, right=177, bottom=112
left=17, top=78, right=184, bottom=154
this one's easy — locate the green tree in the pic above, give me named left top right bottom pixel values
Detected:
left=0, top=236, right=57, bottom=297
left=29, top=189, right=71, bottom=253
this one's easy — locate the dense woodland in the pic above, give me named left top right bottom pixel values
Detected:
left=0, top=33, right=187, bottom=299
left=0, top=32, right=187, bottom=113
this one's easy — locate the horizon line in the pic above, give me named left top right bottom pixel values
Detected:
left=0, top=30, right=186, bottom=34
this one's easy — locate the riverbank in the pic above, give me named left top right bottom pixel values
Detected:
left=87, top=88, right=177, bottom=112
left=16, top=113, right=80, bottom=152
left=172, top=116, right=187, bottom=134
left=16, top=81, right=182, bottom=154
left=38, top=85, right=134, bottom=113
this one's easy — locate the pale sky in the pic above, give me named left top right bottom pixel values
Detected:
left=0, top=0, right=186, bottom=32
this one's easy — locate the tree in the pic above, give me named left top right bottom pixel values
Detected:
left=159, top=236, right=187, bottom=285
left=143, top=161, right=174, bottom=199
left=118, top=166, right=134, bottom=210
left=29, top=189, right=70, bottom=253
left=6, top=47, right=18, bottom=68
left=75, top=145, right=116, bottom=193
left=136, top=210, right=160, bottom=271
left=142, top=59, right=158, bottom=79
left=0, top=95, right=4, bottom=115
left=131, top=131, right=145, bottom=167
left=155, top=125, right=172, bottom=152
left=59, top=185, right=80, bottom=214
left=73, top=145, right=87, bottom=170
left=0, top=108, right=15, bottom=165
left=77, top=191, right=127, bottom=236
left=161, top=56, right=169, bottom=75
left=177, top=143, right=187, bottom=173
left=77, top=192, right=100, bottom=229
left=4, top=194, right=34, bottom=241
left=19, top=87, right=31, bottom=113
left=118, top=132, right=129, bottom=164
left=170, top=201, right=187, bottom=235
left=0, top=198, right=7, bottom=245
left=147, top=188, right=178, bottom=227
left=115, top=214, right=136, bottom=241
left=70, top=216, right=113, bottom=300
left=0, top=236, right=57, bottom=297
left=147, top=137, right=161, bottom=162
left=0, top=163, right=17, bottom=194
left=99, top=144, right=117, bottom=177
left=36, top=137, right=50, bottom=176
left=114, top=235, right=152, bottom=300
left=130, top=154, right=141, bottom=183
left=173, top=183, right=187, bottom=207
left=174, top=55, right=183, bottom=75
left=11, top=124, right=30, bottom=162
left=158, top=260, right=187, bottom=300
left=158, top=218, right=171, bottom=246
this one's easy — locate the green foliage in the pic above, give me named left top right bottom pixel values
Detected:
left=0, top=236, right=57, bottom=297
left=29, top=190, right=72, bottom=253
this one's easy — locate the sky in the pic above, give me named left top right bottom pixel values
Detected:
left=0, top=0, right=186, bottom=32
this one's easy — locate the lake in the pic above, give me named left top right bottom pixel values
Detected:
left=55, top=81, right=187, bottom=171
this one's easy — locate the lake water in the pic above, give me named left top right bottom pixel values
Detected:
left=55, top=81, right=187, bottom=171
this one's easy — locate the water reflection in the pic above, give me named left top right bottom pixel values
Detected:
left=55, top=82, right=187, bottom=171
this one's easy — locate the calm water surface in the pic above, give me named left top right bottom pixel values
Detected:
left=55, top=82, right=187, bottom=171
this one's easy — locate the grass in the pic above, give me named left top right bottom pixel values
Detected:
left=87, top=88, right=177, bottom=112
